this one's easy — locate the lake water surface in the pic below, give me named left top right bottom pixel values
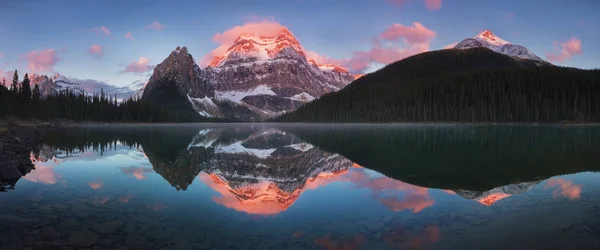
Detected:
left=1, top=124, right=600, bottom=250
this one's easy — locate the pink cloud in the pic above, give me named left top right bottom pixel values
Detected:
left=545, top=178, right=581, bottom=200
left=443, top=42, right=458, bottom=49
left=578, top=20, right=586, bottom=26
left=347, top=41, right=430, bottom=72
left=23, top=164, right=60, bottom=184
left=388, top=0, right=443, bottom=10
left=88, top=44, right=103, bottom=59
left=304, top=50, right=344, bottom=65
left=338, top=22, right=435, bottom=72
left=121, top=57, right=153, bottom=73
left=22, top=49, right=63, bottom=73
left=125, top=32, right=134, bottom=41
left=145, top=21, right=167, bottom=31
left=381, top=22, right=436, bottom=45
left=546, top=37, right=582, bottom=63
left=88, top=26, right=111, bottom=36
left=424, top=0, right=442, bottom=10
left=0, top=53, right=4, bottom=57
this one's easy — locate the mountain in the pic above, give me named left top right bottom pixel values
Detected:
left=29, top=73, right=86, bottom=96
left=140, top=46, right=225, bottom=121
left=276, top=47, right=600, bottom=123
left=204, top=28, right=354, bottom=118
left=29, top=73, right=143, bottom=100
left=454, top=30, right=545, bottom=62
left=142, top=28, right=354, bottom=121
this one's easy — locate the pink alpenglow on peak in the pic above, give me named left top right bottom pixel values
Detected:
left=475, top=30, right=510, bottom=46
left=207, top=27, right=305, bottom=68
left=454, top=30, right=544, bottom=62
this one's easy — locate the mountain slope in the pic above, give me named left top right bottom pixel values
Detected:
left=454, top=30, right=545, bottom=62
left=140, top=47, right=235, bottom=122
left=276, top=47, right=600, bottom=123
left=202, top=27, right=354, bottom=119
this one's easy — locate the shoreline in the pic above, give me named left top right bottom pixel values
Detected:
left=59, top=121, right=600, bottom=128
left=0, top=123, right=56, bottom=192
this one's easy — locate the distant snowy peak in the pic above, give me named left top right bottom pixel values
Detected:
left=475, top=30, right=510, bottom=47
left=29, top=73, right=86, bottom=96
left=454, top=30, right=545, bottom=62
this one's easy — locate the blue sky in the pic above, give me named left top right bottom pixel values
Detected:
left=0, top=0, right=597, bottom=88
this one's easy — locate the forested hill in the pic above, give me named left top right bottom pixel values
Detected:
left=275, top=48, right=600, bottom=123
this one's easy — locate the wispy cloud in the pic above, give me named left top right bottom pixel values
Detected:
left=121, top=57, right=154, bottom=73
left=346, top=22, right=436, bottom=72
left=85, top=26, right=111, bottom=36
left=546, top=37, right=582, bottom=63
left=388, top=0, right=443, bottom=10
left=22, top=48, right=64, bottom=73
left=125, top=32, right=134, bottom=41
left=145, top=21, right=167, bottom=31
left=88, top=44, right=103, bottom=59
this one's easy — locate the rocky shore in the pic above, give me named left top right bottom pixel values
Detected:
left=0, top=123, right=56, bottom=192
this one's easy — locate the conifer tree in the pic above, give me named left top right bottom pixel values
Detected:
left=11, top=70, right=19, bottom=93
left=33, top=84, right=41, bottom=101
left=21, top=73, right=32, bottom=99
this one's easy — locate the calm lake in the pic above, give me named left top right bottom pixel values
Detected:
left=1, top=124, right=600, bottom=250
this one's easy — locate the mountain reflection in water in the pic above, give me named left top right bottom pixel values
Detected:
left=1, top=125, right=599, bottom=250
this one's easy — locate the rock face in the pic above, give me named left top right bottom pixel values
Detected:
left=142, top=46, right=214, bottom=100
left=204, top=27, right=354, bottom=119
left=141, top=27, right=354, bottom=121
left=29, top=73, right=85, bottom=97
left=454, top=30, right=545, bottom=62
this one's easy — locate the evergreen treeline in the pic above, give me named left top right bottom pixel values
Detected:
left=276, top=48, right=600, bottom=123
left=0, top=70, right=200, bottom=122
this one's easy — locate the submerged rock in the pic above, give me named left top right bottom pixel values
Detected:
left=68, top=230, right=99, bottom=248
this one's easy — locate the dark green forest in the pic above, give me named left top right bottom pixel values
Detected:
left=0, top=70, right=201, bottom=122
left=276, top=48, right=600, bottom=123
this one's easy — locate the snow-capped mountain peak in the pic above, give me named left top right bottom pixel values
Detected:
left=208, top=27, right=305, bottom=68
left=475, top=30, right=509, bottom=47
left=454, top=30, right=545, bottom=62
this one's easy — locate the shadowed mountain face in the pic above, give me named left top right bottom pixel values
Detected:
left=26, top=125, right=600, bottom=209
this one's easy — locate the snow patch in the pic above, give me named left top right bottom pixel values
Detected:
left=188, top=139, right=216, bottom=149
left=215, top=142, right=276, bottom=159
left=187, top=95, right=219, bottom=117
left=287, top=143, right=315, bottom=152
left=287, top=92, right=315, bottom=102
left=215, top=85, right=277, bottom=104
